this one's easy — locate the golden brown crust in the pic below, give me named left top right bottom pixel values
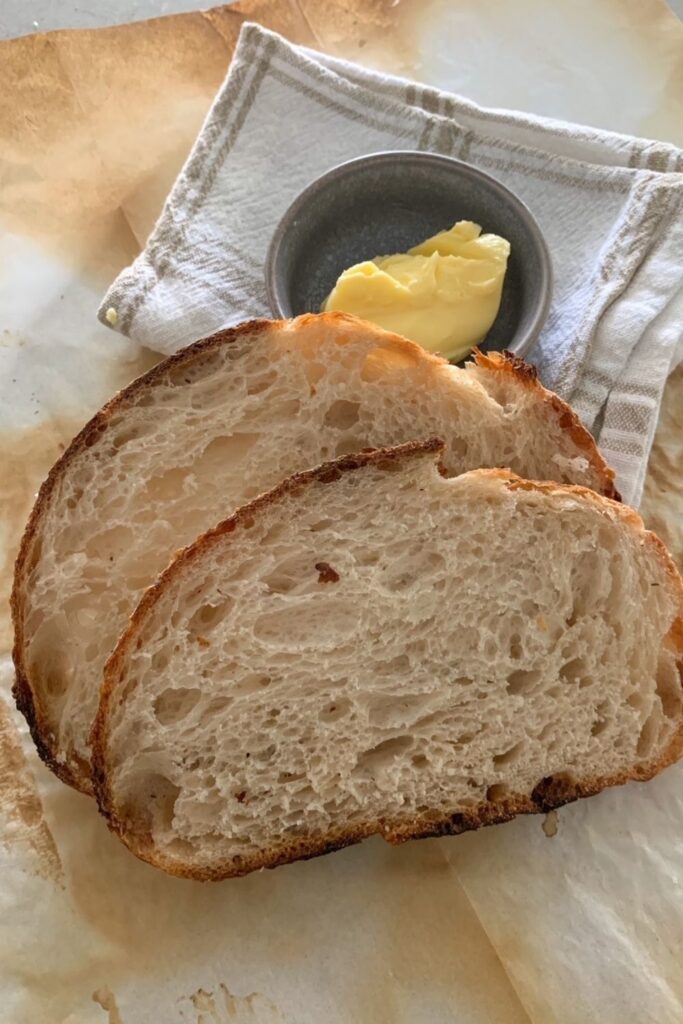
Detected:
left=92, top=444, right=683, bottom=882
left=473, top=349, right=620, bottom=501
left=95, top=746, right=683, bottom=884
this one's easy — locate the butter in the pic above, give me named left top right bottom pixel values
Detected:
left=322, top=221, right=510, bottom=361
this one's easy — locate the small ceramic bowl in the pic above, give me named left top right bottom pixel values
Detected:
left=265, top=151, right=552, bottom=360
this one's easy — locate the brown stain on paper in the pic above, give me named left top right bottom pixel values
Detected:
left=185, top=984, right=285, bottom=1023
left=93, top=987, right=125, bottom=1024
left=0, top=697, right=62, bottom=882
left=0, top=1, right=316, bottom=272
left=345, top=840, right=532, bottom=1024
left=296, top=0, right=426, bottom=79
left=90, top=982, right=287, bottom=1024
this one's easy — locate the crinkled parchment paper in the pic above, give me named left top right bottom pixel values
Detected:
left=1, top=2, right=682, bottom=1021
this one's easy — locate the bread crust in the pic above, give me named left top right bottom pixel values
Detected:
left=92, top=442, right=683, bottom=881
left=473, top=349, right=620, bottom=501
left=11, top=313, right=619, bottom=794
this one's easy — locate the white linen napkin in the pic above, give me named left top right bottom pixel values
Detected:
left=98, top=22, right=683, bottom=506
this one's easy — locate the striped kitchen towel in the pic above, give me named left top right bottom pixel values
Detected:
left=98, top=22, right=683, bottom=506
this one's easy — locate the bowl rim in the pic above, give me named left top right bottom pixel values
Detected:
left=265, top=149, right=553, bottom=360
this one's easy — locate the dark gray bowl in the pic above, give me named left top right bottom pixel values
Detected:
left=265, top=151, right=552, bottom=360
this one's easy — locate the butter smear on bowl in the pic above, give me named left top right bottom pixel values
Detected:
left=322, top=221, right=510, bottom=361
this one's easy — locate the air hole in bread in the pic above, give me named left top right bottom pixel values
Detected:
left=483, top=637, right=498, bottom=659
left=355, top=548, right=380, bottom=567
left=308, top=518, right=334, bottom=534
left=109, top=424, right=140, bottom=450
left=278, top=771, right=306, bottom=784
left=252, top=600, right=358, bottom=647
left=449, top=438, right=468, bottom=459
left=188, top=599, right=233, bottom=634
left=356, top=735, right=414, bottom=774
left=153, top=686, right=201, bottom=726
left=374, top=653, right=411, bottom=676
left=367, top=692, right=436, bottom=729
left=261, top=523, right=286, bottom=544
left=506, top=668, right=542, bottom=695
left=164, top=837, right=197, bottom=858
left=627, top=691, right=646, bottom=712
left=655, top=652, right=681, bottom=719
left=493, top=741, right=524, bottom=767
left=305, top=361, right=326, bottom=386
left=195, top=434, right=260, bottom=477
left=132, top=773, right=180, bottom=833
left=233, top=673, right=272, bottom=696
left=247, top=369, right=278, bottom=395
left=35, top=663, right=68, bottom=698
left=486, top=783, right=509, bottom=802
left=271, top=399, right=301, bottom=419
left=509, top=633, right=522, bottom=660
left=591, top=715, right=608, bottom=737
left=412, top=753, right=428, bottom=768
left=263, top=554, right=313, bottom=594
left=165, top=358, right=214, bottom=388
left=559, top=656, right=588, bottom=685
left=252, top=744, right=276, bottom=764
left=637, top=707, right=662, bottom=758
left=84, top=525, right=134, bottom=560
left=84, top=642, right=100, bottom=662
left=376, top=458, right=407, bottom=474
left=416, top=805, right=444, bottom=820
left=360, top=344, right=422, bottom=383
left=335, top=436, right=367, bottom=457
left=324, top=400, right=361, bottom=431
left=143, top=466, right=189, bottom=503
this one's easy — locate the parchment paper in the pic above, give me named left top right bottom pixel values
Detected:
left=1, top=2, right=682, bottom=1021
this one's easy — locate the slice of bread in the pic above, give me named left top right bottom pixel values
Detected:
left=12, top=313, right=617, bottom=794
left=92, top=440, right=683, bottom=881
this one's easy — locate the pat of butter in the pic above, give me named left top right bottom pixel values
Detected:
left=322, top=221, right=510, bottom=361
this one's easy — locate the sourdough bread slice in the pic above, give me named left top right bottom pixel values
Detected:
left=93, top=441, right=683, bottom=881
left=13, top=313, right=617, bottom=793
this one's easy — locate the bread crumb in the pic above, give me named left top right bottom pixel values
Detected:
left=542, top=810, right=559, bottom=837
left=105, top=307, right=119, bottom=326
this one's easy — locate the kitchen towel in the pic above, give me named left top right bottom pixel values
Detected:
left=98, top=21, right=683, bottom=507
